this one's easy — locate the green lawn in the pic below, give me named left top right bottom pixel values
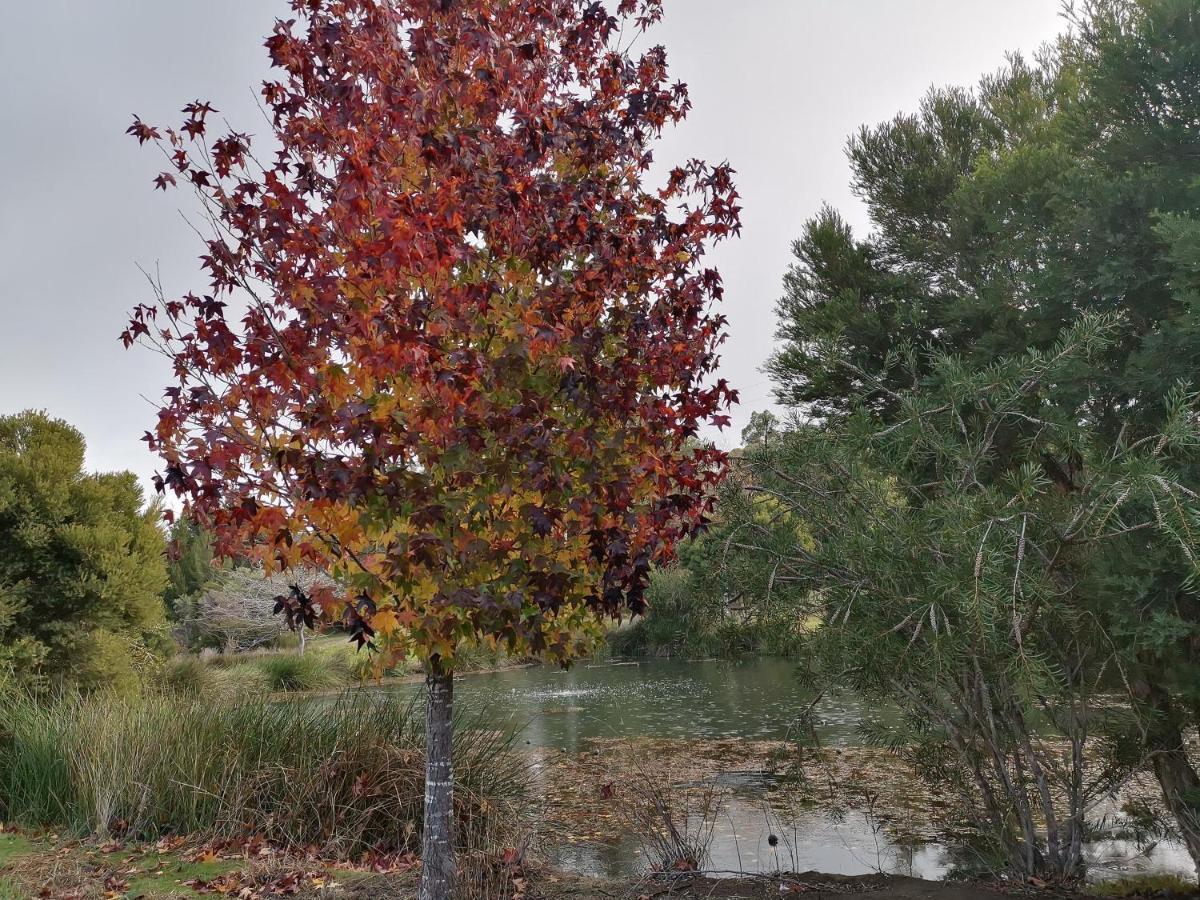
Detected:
left=0, top=831, right=253, bottom=899
left=0, top=830, right=402, bottom=899
left=0, top=832, right=35, bottom=900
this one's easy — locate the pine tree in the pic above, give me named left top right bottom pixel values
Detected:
left=762, top=0, right=1200, bottom=875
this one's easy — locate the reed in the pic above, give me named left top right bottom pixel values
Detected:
left=0, top=689, right=527, bottom=857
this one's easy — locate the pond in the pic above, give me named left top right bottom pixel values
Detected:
left=393, top=657, right=885, bottom=750
left=382, top=658, right=1194, bottom=884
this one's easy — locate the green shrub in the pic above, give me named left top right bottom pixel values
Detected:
left=606, top=619, right=649, bottom=657
left=608, top=564, right=806, bottom=659
left=0, top=691, right=527, bottom=856
left=70, top=629, right=145, bottom=696
left=213, top=660, right=271, bottom=693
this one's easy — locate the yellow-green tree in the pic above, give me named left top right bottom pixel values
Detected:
left=0, top=411, right=167, bottom=693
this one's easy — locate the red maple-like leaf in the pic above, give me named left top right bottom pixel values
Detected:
left=125, top=0, right=740, bottom=671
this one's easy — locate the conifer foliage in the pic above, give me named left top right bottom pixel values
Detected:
left=752, top=0, right=1200, bottom=878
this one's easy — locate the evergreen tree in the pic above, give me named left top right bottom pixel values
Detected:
left=163, top=514, right=218, bottom=618
left=0, top=411, right=168, bottom=692
left=762, top=0, right=1200, bottom=874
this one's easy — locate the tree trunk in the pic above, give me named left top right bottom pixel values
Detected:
left=297, top=624, right=307, bottom=656
left=1152, top=739, right=1200, bottom=878
left=1149, top=718, right=1200, bottom=875
left=1140, top=679, right=1200, bottom=878
left=420, top=667, right=455, bottom=900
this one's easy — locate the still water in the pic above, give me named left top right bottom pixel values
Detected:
left=385, top=658, right=1193, bottom=883
left=394, top=657, right=883, bottom=750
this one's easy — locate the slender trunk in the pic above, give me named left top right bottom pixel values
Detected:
left=298, top=624, right=307, bottom=656
left=1142, top=684, right=1200, bottom=878
left=420, top=667, right=456, bottom=900
left=969, top=663, right=1038, bottom=877
left=1011, top=703, right=1065, bottom=877
left=1064, top=730, right=1086, bottom=876
left=901, top=684, right=1014, bottom=861
left=1153, top=738, right=1200, bottom=878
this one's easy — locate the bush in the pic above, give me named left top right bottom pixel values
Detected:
left=608, top=565, right=806, bottom=659
left=0, top=691, right=528, bottom=857
left=70, top=629, right=145, bottom=696
left=212, top=661, right=271, bottom=693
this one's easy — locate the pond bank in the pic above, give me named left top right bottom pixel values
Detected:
left=374, top=659, right=1197, bottom=886
left=1, top=829, right=1193, bottom=899
left=526, top=735, right=1188, bottom=885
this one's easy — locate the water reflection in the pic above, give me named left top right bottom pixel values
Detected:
left=384, top=658, right=886, bottom=750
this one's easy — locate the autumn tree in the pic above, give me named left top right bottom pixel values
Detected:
left=124, top=1, right=738, bottom=896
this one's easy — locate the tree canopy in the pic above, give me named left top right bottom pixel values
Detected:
left=0, top=410, right=167, bottom=692
left=126, top=1, right=739, bottom=895
left=126, top=0, right=739, bottom=671
left=743, top=0, right=1200, bottom=876
left=163, top=514, right=218, bottom=618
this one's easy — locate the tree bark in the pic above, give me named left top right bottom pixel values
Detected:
left=1152, top=738, right=1200, bottom=878
left=420, top=667, right=456, bottom=900
left=1143, top=683, right=1200, bottom=878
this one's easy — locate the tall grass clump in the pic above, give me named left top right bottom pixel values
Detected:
left=159, top=655, right=224, bottom=695
left=615, top=767, right=719, bottom=873
left=0, top=690, right=527, bottom=857
left=256, top=651, right=345, bottom=692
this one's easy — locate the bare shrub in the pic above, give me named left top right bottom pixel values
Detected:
left=613, top=761, right=721, bottom=873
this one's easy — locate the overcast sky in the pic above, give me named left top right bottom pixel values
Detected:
left=0, top=1, right=1066, bottom=495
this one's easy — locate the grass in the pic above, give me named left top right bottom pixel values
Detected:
left=1090, top=873, right=1199, bottom=896
left=0, top=832, right=34, bottom=897
left=0, top=689, right=529, bottom=858
left=0, top=833, right=300, bottom=899
left=0, top=830, right=542, bottom=899
left=168, top=634, right=531, bottom=696
left=0, top=834, right=33, bottom=869
left=0, top=835, right=33, bottom=900
left=256, top=651, right=347, bottom=691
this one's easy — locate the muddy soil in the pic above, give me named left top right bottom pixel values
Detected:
left=530, top=871, right=1141, bottom=899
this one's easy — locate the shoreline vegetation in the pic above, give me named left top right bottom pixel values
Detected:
left=3, top=823, right=1195, bottom=900
left=1, top=753, right=1195, bottom=900
left=1, top=659, right=1196, bottom=899
left=157, top=634, right=538, bottom=698
left=0, top=690, right=528, bottom=855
